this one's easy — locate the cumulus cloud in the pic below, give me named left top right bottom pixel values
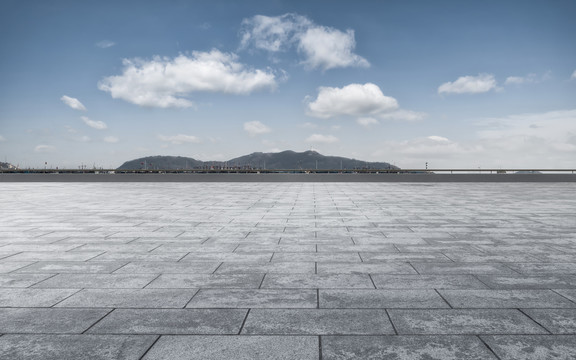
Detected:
left=240, top=13, right=369, bottom=71
left=379, top=109, right=426, bottom=122
left=81, top=116, right=107, bottom=130
left=61, top=95, right=87, bottom=111
left=158, top=134, right=201, bottom=145
left=306, top=134, right=339, bottom=143
left=505, top=74, right=536, bottom=85
left=243, top=121, right=271, bottom=136
left=96, top=40, right=116, bottom=48
left=572, top=70, right=576, bottom=80
left=98, top=49, right=277, bottom=108
left=438, top=74, right=497, bottom=94
left=307, top=83, right=398, bottom=119
left=357, top=117, right=379, bottom=127
left=104, top=136, right=119, bottom=143
left=34, top=145, right=55, bottom=153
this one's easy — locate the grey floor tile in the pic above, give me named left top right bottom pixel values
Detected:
left=33, top=273, right=158, bottom=289
left=262, top=273, right=375, bottom=289
left=439, top=290, right=576, bottom=308
left=482, top=335, right=576, bottom=360
left=0, top=288, right=79, bottom=307
left=186, top=289, right=317, bottom=308
left=506, top=263, right=576, bottom=275
left=0, top=334, right=157, bottom=360
left=242, top=309, right=394, bottom=335
left=0, top=273, right=54, bottom=287
left=320, top=289, right=449, bottom=308
left=322, top=335, right=497, bottom=360
left=388, top=309, right=547, bottom=334
left=412, top=263, right=516, bottom=275
left=56, top=289, right=198, bottom=308
left=6, top=251, right=104, bottom=261
left=371, top=274, right=488, bottom=289
left=360, top=252, right=452, bottom=262
left=0, top=308, right=110, bottom=333
left=180, top=253, right=273, bottom=262
left=112, top=262, right=220, bottom=274
left=523, top=309, right=576, bottom=334
left=16, top=261, right=127, bottom=273
left=88, top=309, right=247, bottom=334
left=555, top=289, right=576, bottom=302
left=146, top=274, right=264, bottom=289
left=317, top=262, right=417, bottom=275
left=142, top=335, right=319, bottom=360
left=0, top=261, right=36, bottom=273
left=271, top=252, right=361, bottom=262
left=477, top=275, right=576, bottom=289
left=215, top=262, right=315, bottom=274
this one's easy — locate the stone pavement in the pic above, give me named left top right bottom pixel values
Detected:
left=0, top=182, right=575, bottom=359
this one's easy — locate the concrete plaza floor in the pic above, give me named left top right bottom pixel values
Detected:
left=1, top=182, right=576, bottom=359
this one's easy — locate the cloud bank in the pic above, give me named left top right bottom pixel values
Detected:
left=306, top=134, right=339, bottom=144
left=98, top=50, right=277, bottom=108
left=240, top=13, right=369, bottom=71
left=158, top=134, right=201, bottom=145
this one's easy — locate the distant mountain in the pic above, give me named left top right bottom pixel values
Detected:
left=117, top=151, right=399, bottom=170
left=117, top=156, right=205, bottom=170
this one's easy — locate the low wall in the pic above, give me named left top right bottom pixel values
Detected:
left=1, top=173, right=576, bottom=182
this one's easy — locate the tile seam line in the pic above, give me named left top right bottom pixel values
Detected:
left=137, top=334, right=162, bottom=360
left=477, top=335, right=504, bottom=360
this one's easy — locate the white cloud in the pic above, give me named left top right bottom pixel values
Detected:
left=104, top=136, right=119, bottom=143
left=571, top=70, right=576, bottom=80
left=306, top=134, right=339, bottom=143
left=427, top=135, right=450, bottom=142
left=81, top=116, right=107, bottom=130
left=299, top=122, right=318, bottom=129
left=240, top=13, right=311, bottom=52
left=0, top=135, right=5, bottom=142
left=61, top=95, right=87, bottom=111
left=96, top=40, right=116, bottom=48
left=379, top=109, right=427, bottom=122
left=243, top=121, right=271, bottom=136
left=307, top=83, right=398, bottom=119
left=357, top=117, right=379, bottom=127
left=240, top=13, right=368, bottom=71
left=98, top=49, right=277, bottom=108
left=34, top=145, right=55, bottom=153
left=298, top=27, right=369, bottom=70
left=438, top=74, right=497, bottom=94
left=505, top=75, right=535, bottom=85
left=158, top=134, right=201, bottom=145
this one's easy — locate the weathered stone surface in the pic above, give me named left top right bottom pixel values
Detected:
left=322, top=335, right=497, bottom=360
left=186, top=289, right=317, bottom=308
left=142, top=335, right=319, bottom=360
left=482, top=335, right=576, bottom=359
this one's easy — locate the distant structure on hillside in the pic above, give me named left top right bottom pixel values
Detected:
left=0, top=161, right=17, bottom=170
left=117, top=150, right=399, bottom=171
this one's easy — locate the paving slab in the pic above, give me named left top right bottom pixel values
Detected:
left=88, top=309, right=247, bottom=334
left=388, top=309, right=547, bottom=334
left=0, top=288, right=79, bottom=307
left=316, top=262, right=417, bottom=275
left=146, top=274, right=264, bottom=288
left=481, top=335, right=576, bottom=359
left=321, top=335, right=497, bottom=360
left=0, top=273, right=54, bottom=287
left=242, top=309, right=395, bottom=335
left=33, top=273, right=157, bottom=288
left=186, top=289, right=317, bottom=308
left=476, top=275, right=576, bottom=289
left=439, top=289, right=576, bottom=308
left=16, top=261, right=127, bottom=273
left=0, top=334, right=158, bottom=360
left=56, top=288, right=199, bottom=308
left=412, top=262, right=517, bottom=275
left=522, top=309, right=576, bottom=334
left=262, top=273, right=375, bottom=289
left=112, top=261, right=220, bottom=274
left=142, top=335, right=319, bottom=360
left=371, top=274, right=488, bottom=289
left=319, top=289, right=449, bottom=308
left=0, top=308, right=110, bottom=333
left=214, top=261, right=315, bottom=274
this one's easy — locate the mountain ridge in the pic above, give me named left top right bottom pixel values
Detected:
left=117, top=150, right=399, bottom=170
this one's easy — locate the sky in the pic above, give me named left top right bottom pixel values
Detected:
left=1, top=0, right=575, bottom=169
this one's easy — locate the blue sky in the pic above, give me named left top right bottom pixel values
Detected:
left=1, top=0, right=575, bottom=169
